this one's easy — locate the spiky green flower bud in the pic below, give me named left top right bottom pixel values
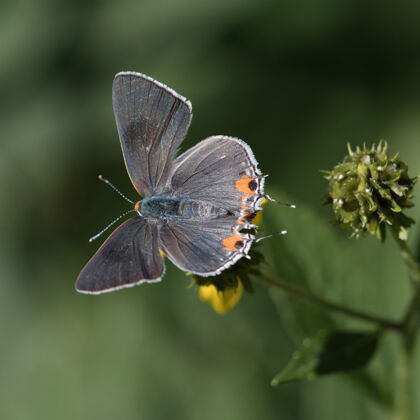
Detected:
left=324, top=141, right=417, bottom=241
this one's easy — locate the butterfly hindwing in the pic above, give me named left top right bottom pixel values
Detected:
left=112, top=72, right=192, bottom=197
left=159, top=216, right=253, bottom=276
left=76, top=217, right=164, bottom=294
left=160, top=135, right=265, bottom=276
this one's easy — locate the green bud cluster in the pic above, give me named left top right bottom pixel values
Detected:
left=324, top=141, right=417, bottom=240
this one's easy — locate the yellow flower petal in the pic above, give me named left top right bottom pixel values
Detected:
left=253, top=210, right=263, bottom=226
left=252, top=199, right=266, bottom=226
left=199, top=279, right=243, bottom=314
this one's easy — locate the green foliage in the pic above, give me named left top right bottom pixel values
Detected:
left=316, top=330, right=380, bottom=374
left=2, top=0, right=420, bottom=419
left=271, top=330, right=379, bottom=385
left=260, top=188, right=413, bottom=411
left=264, top=189, right=367, bottom=337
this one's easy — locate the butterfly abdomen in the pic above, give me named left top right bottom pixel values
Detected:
left=177, top=199, right=230, bottom=219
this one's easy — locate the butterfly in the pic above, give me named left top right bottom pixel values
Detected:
left=76, top=71, right=282, bottom=294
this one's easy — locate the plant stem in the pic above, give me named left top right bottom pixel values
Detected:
left=390, top=227, right=420, bottom=350
left=402, top=286, right=420, bottom=351
left=393, top=343, right=412, bottom=420
left=389, top=227, right=420, bottom=420
left=390, top=228, right=420, bottom=284
left=259, top=273, right=402, bottom=331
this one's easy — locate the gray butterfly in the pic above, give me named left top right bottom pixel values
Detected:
left=77, top=72, right=269, bottom=294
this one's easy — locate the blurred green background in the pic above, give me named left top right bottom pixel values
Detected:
left=2, top=0, right=420, bottom=419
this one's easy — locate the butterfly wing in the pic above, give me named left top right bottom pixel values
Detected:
left=76, top=217, right=164, bottom=294
left=170, top=135, right=265, bottom=216
left=161, top=135, right=265, bottom=276
left=159, top=216, right=254, bottom=276
left=112, top=72, right=192, bottom=197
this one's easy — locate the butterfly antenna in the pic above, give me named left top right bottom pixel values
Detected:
left=263, top=194, right=296, bottom=208
left=255, top=230, right=287, bottom=243
left=98, top=175, right=134, bottom=204
left=89, top=209, right=136, bottom=242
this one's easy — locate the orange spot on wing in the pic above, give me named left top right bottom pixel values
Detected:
left=222, top=234, right=243, bottom=252
left=235, top=176, right=257, bottom=195
left=134, top=201, right=141, bottom=212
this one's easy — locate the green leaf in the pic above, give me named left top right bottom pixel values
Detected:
left=271, top=329, right=380, bottom=386
left=316, top=330, right=379, bottom=374
left=271, top=330, right=327, bottom=385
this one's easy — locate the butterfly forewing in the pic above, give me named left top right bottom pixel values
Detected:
left=170, top=135, right=264, bottom=215
left=112, top=72, right=192, bottom=197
